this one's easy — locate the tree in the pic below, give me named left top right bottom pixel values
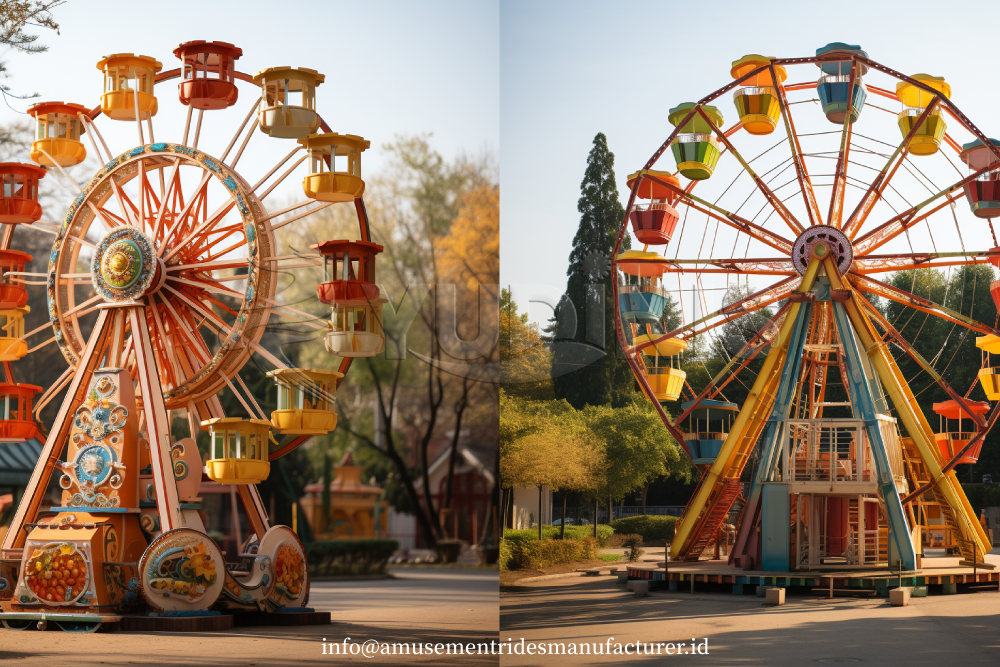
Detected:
left=550, top=132, right=633, bottom=409
left=585, top=397, right=691, bottom=503
left=499, top=391, right=603, bottom=537
left=500, top=289, right=554, bottom=400
left=884, top=265, right=998, bottom=482
left=287, top=135, right=499, bottom=549
left=0, top=1, right=62, bottom=103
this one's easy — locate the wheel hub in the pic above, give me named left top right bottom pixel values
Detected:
left=791, top=225, right=853, bottom=276
left=92, top=227, right=160, bottom=302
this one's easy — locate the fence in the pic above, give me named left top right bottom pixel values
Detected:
left=552, top=505, right=685, bottom=525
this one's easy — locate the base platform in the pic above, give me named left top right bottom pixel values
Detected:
left=626, top=551, right=1000, bottom=596
left=0, top=610, right=330, bottom=632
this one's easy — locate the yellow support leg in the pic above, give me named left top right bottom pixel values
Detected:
left=828, top=264, right=991, bottom=560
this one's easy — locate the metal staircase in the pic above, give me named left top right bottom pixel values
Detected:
left=682, top=478, right=743, bottom=560
left=678, top=366, right=784, bottom=560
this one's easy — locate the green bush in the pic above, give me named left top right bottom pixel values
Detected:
left=621, top=534, right=644, bottom=562
left=962, top=484, right=1000, bottom=515
left=499, top=540, right=512, bottom=570
left=609, top=515, right=678, bottom=544
left=503, top=524, right=614, bottom=546
left=305, top=539, right=399, bottom=576
left=502, top=536, right=600, bottom=570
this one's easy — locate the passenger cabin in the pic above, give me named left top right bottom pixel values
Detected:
left=730, top=55, right=786, bottom=135
left=635, top=330, right=686, bottom=403
left=202, top=417, right=271, bottom=485
left=267, top=368, right=343, bottom=436
left=325, top=300, right=387, bottom=358
left=960, top=139, right=1000, bottom=219
left=616, top=251, right=669, bottom=324
left=668, top=103, right=724, bottom=180
left=0, top=304, right=28, bottom=361
left=27, top=102, right=88, bottom=167
left=896, top=75, right=950, bottom=156
left=625, top=170, right=680, bottom=246
left=173, top=40, right=242, bottom=110
left=0, top=249, right=32, bottom=308
left=253, top=67, right=324, bottom=139
left=815, top=42, right=868, bottom=124
left=976, top=334, right=1000, bottom=400
left=681, top=399, right=737, bottom=465
left=313, top=239, right=382, bottom=304
left=96, top=53, right=162, bottom=121
left=298, top=133, right=370, bottom=202
left=0, top=164, right=45, bottom=224
left=0, top=383, right=41, bottom=441
left=933, top=399, right=989, bottom=465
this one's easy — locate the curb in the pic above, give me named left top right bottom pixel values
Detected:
left=508, top=572, right=589, bottom=584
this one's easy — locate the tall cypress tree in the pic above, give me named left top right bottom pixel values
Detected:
left=550, top=133, right=633, bottom=408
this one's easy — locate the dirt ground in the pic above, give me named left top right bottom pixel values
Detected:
left=500, top=571, right=1000, bottom=666
left=0, top=568, right=500, bottom=666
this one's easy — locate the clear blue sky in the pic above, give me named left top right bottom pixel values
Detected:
left=501, top=0, right=1000, bottom=324
left=0, top=0, right=498, bottom=198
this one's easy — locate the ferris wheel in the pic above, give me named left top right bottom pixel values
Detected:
left=0, top=41, right=385, bottom=628
left=614, top=44, right=996, bottom=570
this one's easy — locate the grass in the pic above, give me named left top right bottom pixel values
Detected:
left=599, top=554, right=622, bottom=562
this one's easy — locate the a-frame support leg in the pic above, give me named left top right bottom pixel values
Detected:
left=829, top=264, right=991, bottom=560
left=130, top=306, right=182, bottom=532
left=831, top=299, right=916, bottom=570
left=730, top=301, right=814, bottom=564
left=2, top=309, right=112, bottom=550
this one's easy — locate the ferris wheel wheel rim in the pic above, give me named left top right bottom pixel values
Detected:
left=45, top=143, right=276, bottom=406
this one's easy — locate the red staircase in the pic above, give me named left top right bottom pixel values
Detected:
left=681, top=478, right=742, bottom=560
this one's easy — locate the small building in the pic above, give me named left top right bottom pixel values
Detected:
left=300, top=452, right=388, bottom=540
left=413, top=442, right=495, bottom=546
left=508, top=485, right=553, bottom=530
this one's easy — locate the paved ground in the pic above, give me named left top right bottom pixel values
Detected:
left=0, top=568, right=500, bottom=666
left=500, top=574, right=1000, bottom=666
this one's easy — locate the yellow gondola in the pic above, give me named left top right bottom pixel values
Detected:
left=730, top=55, right=786, bottom=136
left=267, top=368, right=343, bottom=435
left=896, top=75, right=950, bottom=156
left=202, top=417, right=271, bottom=485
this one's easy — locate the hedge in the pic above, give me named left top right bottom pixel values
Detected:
left=501, top=536, right=599, bottom=571
left=609, top=515, right=678, bottom=544
left=305, top=538, right=399, bottom=576
left=503, top=524, right=614, bottom=547
left=499, top=539, right=512, bottom=570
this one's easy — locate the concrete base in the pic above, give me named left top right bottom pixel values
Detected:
left=765, top=587, right=785, bottom=606
left=890, top=587, right=911, bottom=607
left=633, top=581, right=649, bottom=597
left=942, top=583, right=958, bottom=595
left=617, top=570, right=629, bottom=584
left=668, top=580, right=678, bottom=592
left=911, top=586, right=928, bottom=598
left=756, top=585, right=767, bottom=597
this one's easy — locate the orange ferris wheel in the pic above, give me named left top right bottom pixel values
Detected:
left=0, top=40, right=385, bottom=630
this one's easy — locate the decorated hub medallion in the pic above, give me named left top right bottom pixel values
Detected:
left=92, top=227, right=157, bottom=302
